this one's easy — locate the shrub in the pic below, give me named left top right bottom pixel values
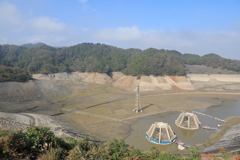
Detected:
left=136, top=75, right=141, bottom=79
left=0, top=127, right=71, bottom=159
left=1, top=126, right=240, bottom=159
left=190, top=148, right=200, bottom=159
left=233, top=155, right=240, bottom=160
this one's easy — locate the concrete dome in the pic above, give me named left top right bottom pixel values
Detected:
left=146, top=122, right=177, bottom=145
left=175, top=112, right=201, bottom=130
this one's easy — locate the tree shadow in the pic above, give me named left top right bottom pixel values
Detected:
left=141, top=104, right=153, bottom=111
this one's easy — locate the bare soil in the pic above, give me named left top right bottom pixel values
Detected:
left=168, top=76, right=188, bottom=83
left=1, top=72, right=240, bottom=151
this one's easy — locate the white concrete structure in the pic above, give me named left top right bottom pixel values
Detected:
left=175, top=112, right=201, bottom=130
left=146, top=122, right=177, bottom=145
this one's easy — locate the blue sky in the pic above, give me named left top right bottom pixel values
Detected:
left=0, top=0, right=240, bottom=59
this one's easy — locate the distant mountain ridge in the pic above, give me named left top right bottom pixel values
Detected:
left=0, top=42, right=239, bottom=76
left=21, top=42, right=47, bottom=48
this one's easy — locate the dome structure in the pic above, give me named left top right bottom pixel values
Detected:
left=175, top=112, right=201, bottom=130
left=146, top=122, right=177, bottom=145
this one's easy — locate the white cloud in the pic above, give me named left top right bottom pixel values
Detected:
left=29, top=16, right=66, bottom=33
left=80, top=27, right=90, bottom=31
left=0, top=1, right=68, bottom=46
left=95, top=26, right=146, bottom=41
left=0, top=37, right=7, bottom=44
left=54, top=36, right=66, bottom=42
left=0, top=1, right=239, bottom=60
left=92, top=26, right=240, bottom=59
left=20, top=35, right=46, bottom=44
left=20, top=34, right=66, bottom=45
left=79, top=0, right=88, bottom=3
left=0, top=1, right=21, bottom=26
left=19, top=25, right=240, bottom=59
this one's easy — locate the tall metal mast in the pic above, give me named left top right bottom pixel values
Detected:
left=133, top=84, right=142, bottom=113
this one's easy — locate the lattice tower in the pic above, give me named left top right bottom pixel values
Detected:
left=133, top=84, right=142, bottom=113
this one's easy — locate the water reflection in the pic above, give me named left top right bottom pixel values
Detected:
left=176, top=127, right=198, bottom=138
left=147, top=141, right=174, bottom=152
left=125, top=100, right=240, bottom=152
left=195, top=100, right=240, bottom=119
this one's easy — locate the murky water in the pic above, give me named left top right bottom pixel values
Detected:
left=125, top=100, right=240, bottom=152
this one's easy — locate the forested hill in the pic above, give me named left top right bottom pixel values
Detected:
left=20, top=42, right=47, bottom=48
left=0, top=43, right=239, bottom=76
left=0, top=65, right=32, bottom=82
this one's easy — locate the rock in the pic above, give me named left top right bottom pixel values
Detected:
left=200, top=123, right=240, bottom=153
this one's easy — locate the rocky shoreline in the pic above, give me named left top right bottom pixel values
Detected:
left=199, top=117, right=240, bottom=154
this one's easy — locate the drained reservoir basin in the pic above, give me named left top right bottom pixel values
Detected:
left=124, top=100, right=240, bottom=152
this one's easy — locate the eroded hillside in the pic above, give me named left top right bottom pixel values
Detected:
left=0, top=80, right=70, bottom=102
left=33, top=72, right=240, bottom=92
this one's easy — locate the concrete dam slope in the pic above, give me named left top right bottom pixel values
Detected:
left=33, top=72, right=240, bottom=92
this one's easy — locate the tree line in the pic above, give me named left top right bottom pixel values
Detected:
left=0, top=43, right=239, bottom=80
left=0, top=65, right=32, bottom=82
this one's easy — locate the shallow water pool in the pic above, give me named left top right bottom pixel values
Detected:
left=124, top=100, right=240, bottom=152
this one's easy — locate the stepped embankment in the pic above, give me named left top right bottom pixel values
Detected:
left=33, top=72, right=240, bottom=92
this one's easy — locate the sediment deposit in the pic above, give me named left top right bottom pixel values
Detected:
left=0, top=112, right=92, bottom=139
left=0, top=79, right=70, bottom=102
left=1, top=72, right=240, bottom=154
left=33, top=72, right=240, bottom=92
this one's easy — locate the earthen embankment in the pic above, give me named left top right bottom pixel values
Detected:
left=33, top=72, right=240, bottom=92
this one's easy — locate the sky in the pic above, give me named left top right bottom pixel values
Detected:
left=0, top=0, right=240, bottom=60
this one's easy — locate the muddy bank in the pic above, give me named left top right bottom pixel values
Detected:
left=198, top=117, right=240, bottom=154
left=201, top=123, right=240, bottom=153
left=58, top=112, right=132, bottom=142
left=0, top=111, right=94, bottom=140
left=57, top=93, right=240, bottom=142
